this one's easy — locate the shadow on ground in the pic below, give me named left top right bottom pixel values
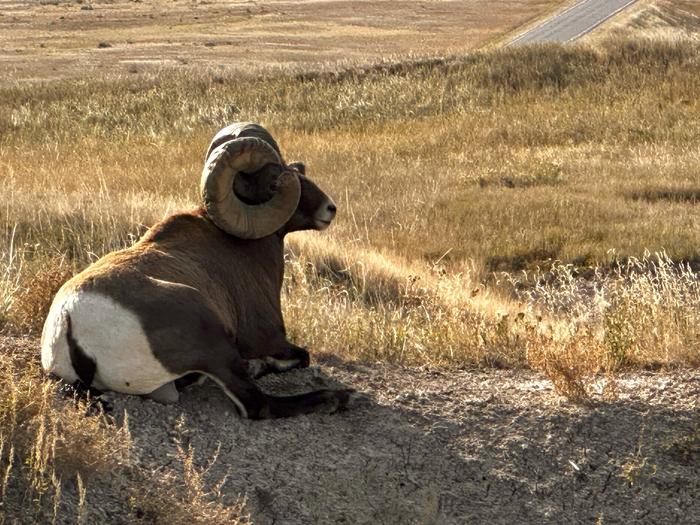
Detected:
left=111, top=357, right=699, bottom=524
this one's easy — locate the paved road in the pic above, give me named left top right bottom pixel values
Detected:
left=509, top=0, right=638, bottom=45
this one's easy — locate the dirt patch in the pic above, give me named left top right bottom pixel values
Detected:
left=97, top=358, right=699, bottom=524
left=0, top=0, right=564, bottom=82
left=1, top=335, right=698, bottom=523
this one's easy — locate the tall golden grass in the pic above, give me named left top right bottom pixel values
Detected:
left=2, top=38, right=699, bottom=363
left=1, top=39, right=699, bottom=518
left=2, top=40, right=699, bottom=276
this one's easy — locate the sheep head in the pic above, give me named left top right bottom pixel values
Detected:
left=201, top=122, right=335, bottom=238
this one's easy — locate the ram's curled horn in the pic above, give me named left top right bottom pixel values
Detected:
left=201, top=134, right=301, bottom=239
left=205, top=122, right=283, bottom=162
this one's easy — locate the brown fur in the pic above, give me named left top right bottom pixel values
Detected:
left=48, top=119, right=345, bottom=418
left=56, top=169, right=345, bottom=419
left=78, top=209, right=287, bottom=364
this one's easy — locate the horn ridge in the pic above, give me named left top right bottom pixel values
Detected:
left=205, top=122, right=282, bottom=163
left=201, top=135, right=300, bottom=239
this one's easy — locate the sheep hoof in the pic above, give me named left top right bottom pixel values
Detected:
left=347, top=391, right=371, bottom=409
left=147, top=382, right=180, bottom=404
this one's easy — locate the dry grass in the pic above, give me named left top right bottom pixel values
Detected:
left=2, top=39, right=699, bottom=369
left=0, top=337, right=129, bottom=522
left=1, top=37, right=700, bottom=519
left=584, top=0, right=700, bottom=44
left=512, top=252, right=700, bottom=401
left=0, top=0, right=564, bottom=83
left=128, top=440, right=250, bottom=525
left=4, top=258, right=72, bottom=336
left=284, top=236, right=525, bottom=369
left=0, top=337, right=249, bottom=523
left=526, top=333, right=611, bottom=404
left=3, top=40, right=700, bottom=274
left=515, top=253, right=700, bottom=368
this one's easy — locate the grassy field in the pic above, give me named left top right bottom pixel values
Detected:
left=0, top=0, right=564, bottom=82
left=1, top=39, right=699, bottom=359
left=2, top=7, right=700, bottom=521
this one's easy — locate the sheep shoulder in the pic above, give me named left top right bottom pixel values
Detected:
left=74, top=208, right=287, bottom=353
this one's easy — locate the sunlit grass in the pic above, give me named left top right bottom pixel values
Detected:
left=1, top=38, right=700, bottom=519
left=3, top=40, right=699, bottom=275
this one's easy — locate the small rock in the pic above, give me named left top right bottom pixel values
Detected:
left=97, top=41, right=112, bottom=49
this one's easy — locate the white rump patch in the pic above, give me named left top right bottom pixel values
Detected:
left=41, top=290, right=178, bottom=395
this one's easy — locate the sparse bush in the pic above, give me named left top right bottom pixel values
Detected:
left=5, top=257, right=72, bottom=335
left=515, top=253, right=700, bottom=370
left=602, top=254, right=700, bottom=367
left=129, top=440, right=249, bottom=525
left=525, top=330, right=615, bottom=403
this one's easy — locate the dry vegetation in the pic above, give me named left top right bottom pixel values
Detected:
left=584, top=0, right=700, bottom=44
left=0, top=337, right=250, bottom=523
left=1, top=31, right=700, bottom=522
left=0, top=0, right=564, bottom=82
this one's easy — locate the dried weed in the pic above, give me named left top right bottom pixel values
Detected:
left=5, top=257, right=72, bottom=335
left=128, top=426, right=249, bottom=525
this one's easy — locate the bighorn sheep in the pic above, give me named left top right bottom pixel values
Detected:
left=41, top=122, right=351, bottom=419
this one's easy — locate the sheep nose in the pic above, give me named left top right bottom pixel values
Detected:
left=327, top=203, right=337, bottom=214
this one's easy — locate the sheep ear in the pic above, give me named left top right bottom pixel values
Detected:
left=288, top=161, right=305, bottom=175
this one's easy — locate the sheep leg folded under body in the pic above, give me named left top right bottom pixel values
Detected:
left=247, top=343, right=310, bottom=378
left=205, top=361, right=352, bottom=419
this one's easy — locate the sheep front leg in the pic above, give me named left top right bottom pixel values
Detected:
left=147, top=381, right=180, bottom=404
left=247, top=343, right=310, bottom=379
left=209, top=362, right=352, bottom=419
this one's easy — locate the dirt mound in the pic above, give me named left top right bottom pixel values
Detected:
left=107, top=360, right=699, bottom=524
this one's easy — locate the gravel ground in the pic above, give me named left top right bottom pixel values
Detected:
left=104, top=358, right=699, bottom=524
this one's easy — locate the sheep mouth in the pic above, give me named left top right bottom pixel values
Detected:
left=315, top=219, right=332, bottom=229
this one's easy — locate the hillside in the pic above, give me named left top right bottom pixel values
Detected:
left=584, top=0, right=700, bottom=42
left=1, top=27, right=700, bottom=525
left=0, top=0, right=564, bottom=82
